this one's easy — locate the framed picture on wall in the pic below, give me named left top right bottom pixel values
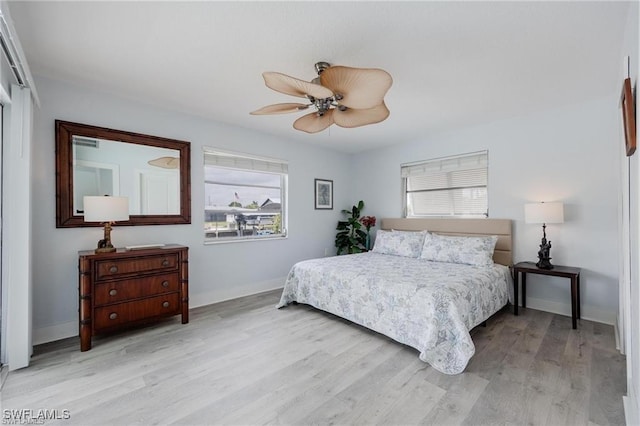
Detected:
left=621, top=77, right=636, bottom=157
left=314, top=178, right=333, bottom=210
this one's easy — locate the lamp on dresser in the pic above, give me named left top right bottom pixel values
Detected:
left=83, top=195, right=129, bottom=253
left=524, top=201, right=564, bottom=270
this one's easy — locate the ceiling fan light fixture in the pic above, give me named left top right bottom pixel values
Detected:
left=252, top=61, right=392, bottom=134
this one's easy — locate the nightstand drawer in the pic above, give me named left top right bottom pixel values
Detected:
left=95, top=253, right=179, bottom=280
left=94, top=273, right=179, bottom=306
left=94, top=292, right=181, bottom=331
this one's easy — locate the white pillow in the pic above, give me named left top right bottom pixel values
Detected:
left=419, top=232, right=498, bottom=266
left=372, top=229, right=426, bottom=258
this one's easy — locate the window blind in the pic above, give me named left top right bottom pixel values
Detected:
left=203, top=148, right=288, bottom=174
left=402, top=151, right=488, bottom=217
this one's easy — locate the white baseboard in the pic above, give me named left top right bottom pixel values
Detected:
left=33, top=321, right=77, bottom=345
left=33, top=277, right=287, bottom=345
left=524, top=296, right=616, bottom=325
left=36, top=279, right=612, bottom=344
left=190, top=277, right=285, bottom=309
left=624, top=393, right=639, bottom=426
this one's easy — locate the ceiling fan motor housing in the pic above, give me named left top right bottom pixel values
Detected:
left=314, top=61, right=331, bottom=75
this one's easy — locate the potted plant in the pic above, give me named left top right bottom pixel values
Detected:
left=335, top=200, right=367, bottom=255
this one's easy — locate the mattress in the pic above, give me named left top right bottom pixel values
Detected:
left=277, top=252, right=510, bottom=374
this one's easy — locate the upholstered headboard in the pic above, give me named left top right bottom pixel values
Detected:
left=380, top=218, right=513, bottom=266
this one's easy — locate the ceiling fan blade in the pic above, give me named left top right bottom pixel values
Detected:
left=293, top=110, right=335, bottom=133
left=320, top=66, right=392, bottom=109
left=333, top=103, right=390, bottom=128
left=263, top=72, right=334, bottom=100
left=250, top=103, right=310, bottom=115
left=148, top=156, right=180, bottom=169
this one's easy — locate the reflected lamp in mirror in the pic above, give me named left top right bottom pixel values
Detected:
left=524, top=202, right=564, bottom=270
left=84, top=196, right=130, bottom=253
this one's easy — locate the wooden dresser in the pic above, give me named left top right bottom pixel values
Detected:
left=78, top=244, right=189, bottom=351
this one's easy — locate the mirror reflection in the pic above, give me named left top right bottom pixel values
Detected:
left=73, top=136, right=181, bottom=215
left=55, top=120, right=191, bottom=228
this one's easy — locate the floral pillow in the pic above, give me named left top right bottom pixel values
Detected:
left=419, top=232, right=498, bottom=266
left=372, top=229, right=426, bottom=258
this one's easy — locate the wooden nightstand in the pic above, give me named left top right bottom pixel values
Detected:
left=513, top=261, right=581, bottom=329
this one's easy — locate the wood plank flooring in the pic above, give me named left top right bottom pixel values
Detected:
left=1, top=289, right=626, bottom=425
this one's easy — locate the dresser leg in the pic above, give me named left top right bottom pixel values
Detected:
left=80, top=323, right=91, bottom=351
left=181, top=298, right=189, bottom=324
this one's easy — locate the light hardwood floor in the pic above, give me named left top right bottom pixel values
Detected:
left=1, top=289, right=626, bottom=425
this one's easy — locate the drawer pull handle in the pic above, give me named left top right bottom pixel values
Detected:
left=109, top=312, right=118, bottom=320
left=162, top=259, right=170, bottom=267
left=162, top=301, right=170, bottom=308
left=109, top=266, right=118, bottom=273
left=109, top=289, right=117, bottom=296
left=161, top=281, right=169, bottom=288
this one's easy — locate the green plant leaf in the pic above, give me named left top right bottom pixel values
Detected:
left=335, top=200, right=368, bottom=255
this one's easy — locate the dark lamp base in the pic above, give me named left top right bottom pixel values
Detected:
left=536, top=224, right=554, bottom=270
left=536, top=258, right=554, bottom=270
left=95, top=222, right=116, bottom=253
left=95, top=245, right=116, bottom=254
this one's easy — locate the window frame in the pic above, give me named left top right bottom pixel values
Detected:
left=401, top=150, right=488, bottom=218
left=203, top=148, right=288, bottom=244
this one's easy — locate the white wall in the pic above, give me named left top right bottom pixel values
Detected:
left=621, top=1, right=639, bottom=424
left=31, top=76, right=352, bottom=343
left=352, top=96, right=620, bottom=325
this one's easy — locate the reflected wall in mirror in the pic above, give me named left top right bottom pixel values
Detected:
left=56, top=120, right=191, bottom=227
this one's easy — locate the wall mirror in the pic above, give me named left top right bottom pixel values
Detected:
left=56, top=120, right=191, bottom=227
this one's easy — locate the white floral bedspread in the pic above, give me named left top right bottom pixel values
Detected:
left=277, top=252, right=510, bottom=375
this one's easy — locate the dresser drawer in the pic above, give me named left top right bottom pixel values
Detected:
left=95, top=253, right=179, bottom=280
left=94, top=273, right=179, bottom=306
left=94, top=292, right=181, bottom=331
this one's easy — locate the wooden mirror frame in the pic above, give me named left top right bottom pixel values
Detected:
left=56, top=120, right=191, bottom=227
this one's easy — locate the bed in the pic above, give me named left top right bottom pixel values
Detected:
left=277, top=218, right=513, bottom=375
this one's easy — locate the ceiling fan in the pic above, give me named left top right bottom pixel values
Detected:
left=148, top=156, right=179, bottom=169
left=251, top=61, right=392, bottom=134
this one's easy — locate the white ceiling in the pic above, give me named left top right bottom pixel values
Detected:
left=7, top=1, right=632, bottom=153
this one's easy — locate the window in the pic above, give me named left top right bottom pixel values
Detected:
left=204, top=148, right=287, bottom=242
left=402, top=151, right=488, bottom=218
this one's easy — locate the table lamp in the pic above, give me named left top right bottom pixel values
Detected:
left=524, top=201, right=564, bottom=269
left=83, top=196, right=130, bottom=253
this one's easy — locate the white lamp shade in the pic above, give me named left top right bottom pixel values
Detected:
left=83, top=196, right=130, bottom=222
left=524, top=202, right=564, bottom=224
